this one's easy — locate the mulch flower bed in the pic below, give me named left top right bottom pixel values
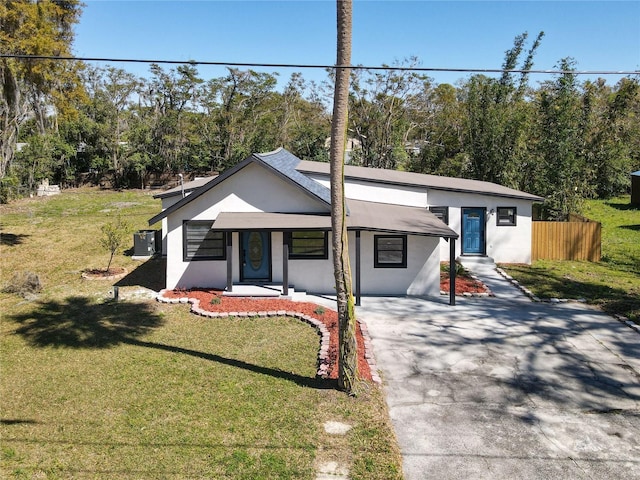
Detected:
left=81, top=267, right=127, bottom=280
left=159, top=289, right=372, bottom=382
left=440, top=273, right=490, bottom=295
left=440, top=262, right=492, bottom=295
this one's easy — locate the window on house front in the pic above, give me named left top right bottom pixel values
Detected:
left=288, top=231, right=328, bottom=259
left=496, top=207, right=517, bottom=226
left=184, top=221, right=226, bottom=260
left=374, top=235, right=407, bottom=268
left=429, top=206, right=449, bottom=225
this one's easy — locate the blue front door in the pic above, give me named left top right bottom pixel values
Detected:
left=241, top=231, right=271, bottom=281
left=462, top=208, right=485, bottom=255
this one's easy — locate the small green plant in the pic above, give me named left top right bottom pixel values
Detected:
left=313, top=305, right=326, bottom=316
left=455, top=262, right=467, bottom=276
left=100, top=215, right=131, bottom=272
left=210, top=296, right=222, bottom=305
left=440, top=261, right=468, bottom=276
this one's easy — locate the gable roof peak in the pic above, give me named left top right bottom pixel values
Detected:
left=252, top=148, right=333, bottom=207
left=148, top=148, right=332, bottom=226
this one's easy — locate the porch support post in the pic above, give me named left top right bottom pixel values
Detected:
left=282, top=233, right=289, bottom=296
left=449, top=237, right=456, bottom=306
left=226, top=232, right=233, bottom=293
left=355, top=230, right=361, bottom=306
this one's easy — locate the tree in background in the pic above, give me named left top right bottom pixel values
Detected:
left=461, top=32, right=543, bottom=189
left=582, top=77, right=640, bottom=198
left=531, top=58, right=586, bottom=220
left=0, top=0, right=84, bottom=182
left=2, top=5, right=638, bottom=218
left=274, top=73, right=330, bottom=162
left=78, top=66, right=141, bottom=187
left=145, top=64, right=203, bottom=174
left=405, top=82, right=467, bottom=177
left=348, top=57, right=431, bottom=169
left=13, top=132, right=75, bottom=190
left=200, top=68, right=279, bottom=171
left=330, top=0, right=358, bottom=394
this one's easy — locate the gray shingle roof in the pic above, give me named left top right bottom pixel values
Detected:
left=296, top=160, right=544, bottom=202
left=149, top=147, right=541, bottom=229
left=255, top=148, right=333, bottom=206
left=213, top=198, right=457, bottom=238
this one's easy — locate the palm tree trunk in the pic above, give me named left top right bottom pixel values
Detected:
left=330, top=0, right=357, bottom=394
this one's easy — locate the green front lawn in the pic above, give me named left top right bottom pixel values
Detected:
left=502, top=196, right=639, bottom=323
left=0, top=189, right=402, bottom=479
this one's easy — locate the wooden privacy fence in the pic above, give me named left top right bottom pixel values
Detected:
left=532, top=216, right=601, bottom=262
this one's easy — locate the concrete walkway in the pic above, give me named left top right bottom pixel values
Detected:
left=458, top=256, right=531, bottom=301
left=356, top=265, right=640, bottom=479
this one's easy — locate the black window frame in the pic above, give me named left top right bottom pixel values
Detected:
left=374, top=235, right=407, bottom=268
left=429, top=206, right=449, bottom=225
left=183, top=220, right=226, bottom=261
left=287, top=231, right=329, bottom=259
left=496, top=207, right=517, bottom=226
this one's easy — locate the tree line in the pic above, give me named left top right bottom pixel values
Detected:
left=1, top=1, right=639, bottom=219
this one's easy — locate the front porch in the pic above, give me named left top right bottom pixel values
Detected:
left=219, top=227, right=458, bottom=306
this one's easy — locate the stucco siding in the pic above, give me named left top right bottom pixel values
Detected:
left=166, top=227, right=440, bottom=296
left=163, top=163, right=330, bottom=289
left=159, top=196, right=182, bottom=256
left=159, top=155, right=538, bottom=291
left=307, top=174, right=535, bottom=264
left=357, top=232, right=440, bottom=296
left=308, top=174, right=427, bottom=207
left=428, top=190, right=534, bottom=264
left=180, top=162, right=328, bottom=221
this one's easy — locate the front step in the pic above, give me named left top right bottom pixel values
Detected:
left=458, top=256, right=496, bottom=267
left=223, top=285, right=294, bottom=297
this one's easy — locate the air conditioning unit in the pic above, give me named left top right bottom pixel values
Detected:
left=133, top=230, right=158, bottom=257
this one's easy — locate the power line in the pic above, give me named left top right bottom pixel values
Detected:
left=1, top=54, right=638, bottom=77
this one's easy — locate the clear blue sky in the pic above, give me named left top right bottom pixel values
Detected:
left=74, top=0, right=640, bottom=88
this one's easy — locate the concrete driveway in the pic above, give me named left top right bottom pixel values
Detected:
left=357, top=296, right=640, bottom=479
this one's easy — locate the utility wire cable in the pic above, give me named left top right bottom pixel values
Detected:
left=1, top=54, right=638, bottom=76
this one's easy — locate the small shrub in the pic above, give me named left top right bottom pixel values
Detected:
left=100, top=216, right=131, bottom=272
left=2, top=271, right=42, bottom=297
left=313, top=305, right=326, bottom=315
left=455, top=262, right=467, bottom=276
left=210, top=296, right=221, bottom=305
left=440, top=261, right=468, bottom=276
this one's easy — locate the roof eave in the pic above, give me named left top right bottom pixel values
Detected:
left=347, top=226, right=458, bottom=239
left=298, top=163, right=544, bottom=202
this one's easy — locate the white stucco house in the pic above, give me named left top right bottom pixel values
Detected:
left=149, top=148, right=543, bottom=304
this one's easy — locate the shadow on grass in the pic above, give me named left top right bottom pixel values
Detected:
left=0, top=419, right=40, bottom=425
left=115, top=256, right=166, bottom=292
left=605, top=201, right=639, bottom=211
left=7, top=296, right=333, bottom=389
left=129, top=339, right=334, bottom=389
left=505, top=265, right=639, bottom=323
left=8, top=296, right=163, bottom=348
left=0, top=232, right=30, bottom=246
